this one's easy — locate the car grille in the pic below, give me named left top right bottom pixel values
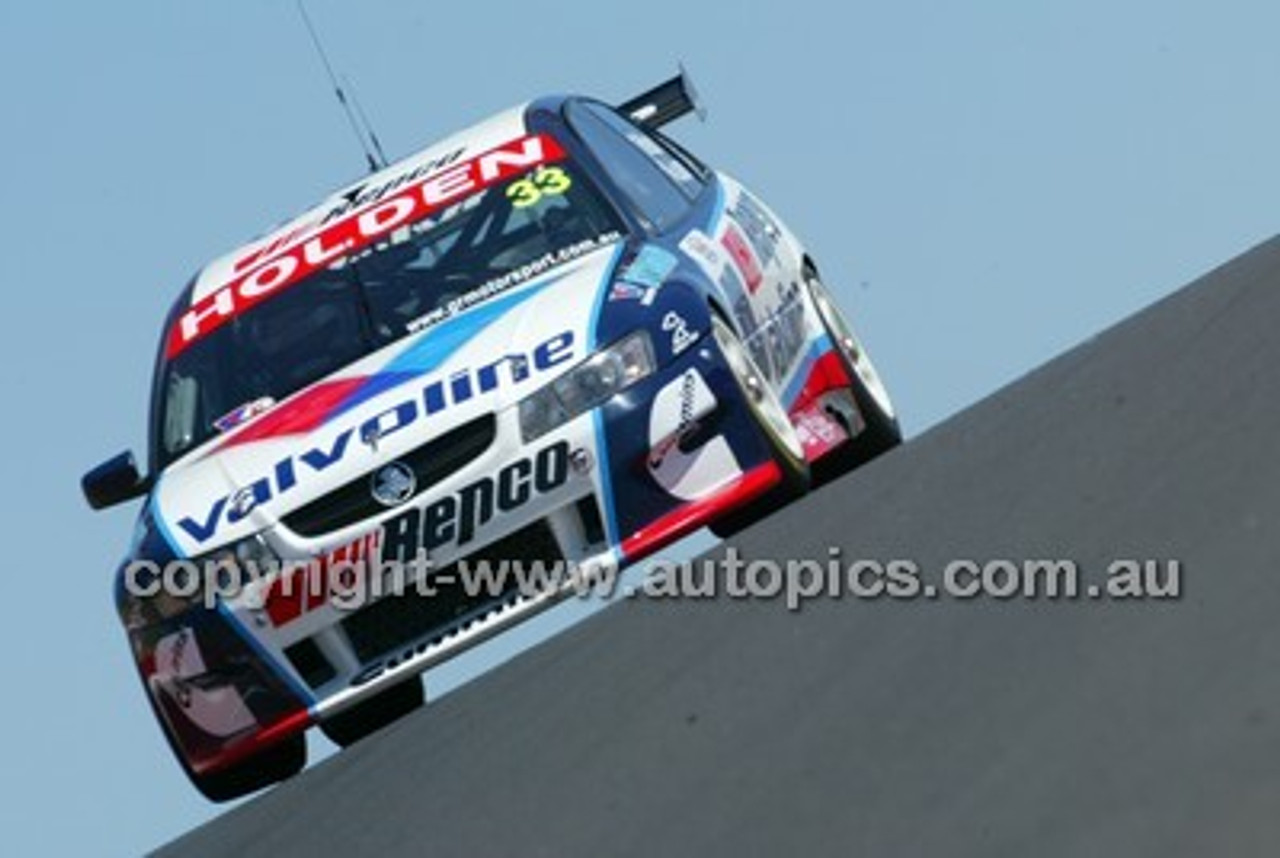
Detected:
left=284, top=638, right=337, bottom=689
left=341, top=519, right=563, bottom=666
left=282, top=413, right=496, bottom=538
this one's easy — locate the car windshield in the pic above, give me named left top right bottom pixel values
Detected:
left=154, top=151, right=623, bottom=466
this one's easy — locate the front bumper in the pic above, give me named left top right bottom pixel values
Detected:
left=131, top=337, right=785, bottom=774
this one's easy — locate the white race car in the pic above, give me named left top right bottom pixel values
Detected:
left=83, top=73, right=899, bottom=800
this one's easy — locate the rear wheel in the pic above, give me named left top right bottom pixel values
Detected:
left=805, top=272, right=901, bottom=476
left=709, top=315, right=809, bottom=538
left=320, top=677, right=425, bottom=748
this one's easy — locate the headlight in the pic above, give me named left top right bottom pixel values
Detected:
left=124, top=534, right=280, bottom=629
left=519, top=331, right=656, bottom=441
left=207, top=533, right=280, bottom=589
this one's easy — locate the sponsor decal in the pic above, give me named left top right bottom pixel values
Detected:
left=169, top=134, right=567, bottom=358
left=152, top=628, right=257, bottom=736
left=174, top=330, right=576, bottom=546
left=406, top=231, right=621, bottom=334
left=609, top=282, right=647, bottom=302
left=618, top=244, right=678, bottom=290
left=218, top=146, right=466, bottom=285
left=788, top=371, right=860, bottom=460
left=315, top=147, right=467, bottom=228
left=682, top=228, right=759, bottom=331
left=678, top=229, right=724, bottom=274
left=264, top=530, right=385, bottom=627
left=165, top=628, right=203, bottom=703
left=718, top=265, right=759, bottom=341
left=793, top=408, right=848, bottom=449
left=213, top=397, right=275, bottom=434
left=647, top=372, right=703, bottom=472
left=727, top=192, right=782, bottom=270
left=646, top=369, right=741, bottom=500
left=751, top=284, right=810, bottom=388
left=380, top=440, right=572, bottom=561
left=662, top=310, right=699, bottom=356
left=720, top=223, right=763, bottom=294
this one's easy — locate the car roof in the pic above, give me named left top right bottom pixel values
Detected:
left=187, top=102, right=534, bottom=305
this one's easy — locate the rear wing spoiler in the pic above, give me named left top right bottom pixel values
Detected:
left=617, top=65, right=707, bottom=129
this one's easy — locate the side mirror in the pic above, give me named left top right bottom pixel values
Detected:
left=82, top=452, right=152, bottom=510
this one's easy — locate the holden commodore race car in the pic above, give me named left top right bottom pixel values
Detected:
left=82, top=72, right=899, bottom=801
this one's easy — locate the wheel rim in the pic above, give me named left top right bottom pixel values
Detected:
left=809, top=278, right=896, bottom=420
left=712, top=317, right=805, bottom=463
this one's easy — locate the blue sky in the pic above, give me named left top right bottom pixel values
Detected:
left=3, top=2, right=1279, bottom=854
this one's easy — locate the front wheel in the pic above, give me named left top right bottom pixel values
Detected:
left=805, top=272, right=901, bottom=476
left=320, top=677, right=425, bottom=748
left=709, top=315, right=809, bottom=538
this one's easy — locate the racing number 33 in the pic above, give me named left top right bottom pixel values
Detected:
left=506, top=165, right=573, bottom=208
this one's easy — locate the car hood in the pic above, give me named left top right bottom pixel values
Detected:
left=152, top=242, right=622, bottom=557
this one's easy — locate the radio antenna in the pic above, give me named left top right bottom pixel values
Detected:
left=344, top=75, right=389, bottom=169
left=296, top=0, right=387, bottom=173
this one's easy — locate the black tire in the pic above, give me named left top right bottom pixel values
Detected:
left=804, top=271, right=902, bottom=479
left=320, top=677, right=425, bottom=748
left=708, top=315, right=810, bottom=538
